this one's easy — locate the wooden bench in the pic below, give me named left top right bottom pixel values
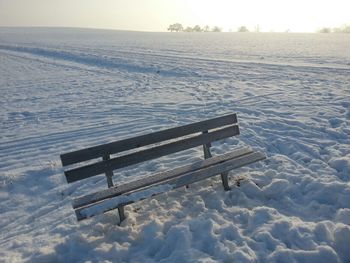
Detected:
left=60, top=113, right=266, bottom=223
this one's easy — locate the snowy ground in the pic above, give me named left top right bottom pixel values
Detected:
left=0, top=28, right=350, bottom=262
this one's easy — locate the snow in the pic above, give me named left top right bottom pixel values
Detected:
left=329, top=155, right=350, bottom=174
left=0, top=28, right=350, bottom=262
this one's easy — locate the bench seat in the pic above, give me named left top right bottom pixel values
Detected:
left=74, top=147, right=265, bottom=220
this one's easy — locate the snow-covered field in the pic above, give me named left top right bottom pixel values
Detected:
left=1, top=28, right=350, bottom=262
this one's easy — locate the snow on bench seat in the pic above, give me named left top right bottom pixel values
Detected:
left=75, top=149, right=265, bottom=220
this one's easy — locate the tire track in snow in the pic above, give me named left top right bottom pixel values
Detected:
left=0, top=45, right=197, bottom=78
left=2, top=44, right=349, bottom=84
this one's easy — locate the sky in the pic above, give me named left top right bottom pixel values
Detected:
left=0, top=0, right=349, bottom=32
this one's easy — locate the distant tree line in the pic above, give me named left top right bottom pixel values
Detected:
left=167, top=23, right=222, bottom=32
left=318, top=25, right=350, bottom=33
left=167, top=23, right=261, bottom=33
left=237, top=26, right=249, bottom=32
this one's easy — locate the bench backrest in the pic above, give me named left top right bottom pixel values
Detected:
left=60, top=113, right=239, bottom=184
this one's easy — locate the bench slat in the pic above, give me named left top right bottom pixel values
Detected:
left=60, top=113, right=237, bottom=166
left=75, top=151, right=266, bottom=220
left=65, top=125, right=239, bottom=183
left=72, top=147, right=253, bottom=209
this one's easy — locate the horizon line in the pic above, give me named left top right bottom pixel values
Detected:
left=0, top=25, right=330, bottom=34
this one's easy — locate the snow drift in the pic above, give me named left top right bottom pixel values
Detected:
left=0, top=28, right=349, bottom=262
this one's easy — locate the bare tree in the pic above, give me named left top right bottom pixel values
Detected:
left=167, top=23, right=183, bottom=32
left=238, top=26, right=249, bottom=32
left=193, top=25, right=202, bottom=32
left=212, top=26, right=222, bottom=32
left=318, top=27, right=331, bottom=33
left=184, top=26, right=194, bottom=32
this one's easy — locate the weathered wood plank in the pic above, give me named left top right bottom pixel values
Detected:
left=171, top=151, right=265, bottom=190
left=65, top=125, right=239, bottom=183
left=75, top=151, right=266, bottom=220
left=60, top=113, right=238, bottom=166
left=72, top=147, right=253, bottom=209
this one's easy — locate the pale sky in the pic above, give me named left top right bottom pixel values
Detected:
left=0, top=0, right=349, bottom=32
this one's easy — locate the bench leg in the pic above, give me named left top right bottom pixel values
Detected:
left=203, top=144, right=212, bottom=159
left=103, top=155, right=114, bottom=188
left=221, top=172, right=230, bottom=191
left=106, top=175, right=114, bottom=188
left=202, top=130, right=212, bottom=159
left=118, top=206, right=125, bottom=224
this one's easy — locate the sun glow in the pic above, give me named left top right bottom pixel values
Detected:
left=180, top=0, right=350, bottom=32
left=0, top=0, right=349, bottom=32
